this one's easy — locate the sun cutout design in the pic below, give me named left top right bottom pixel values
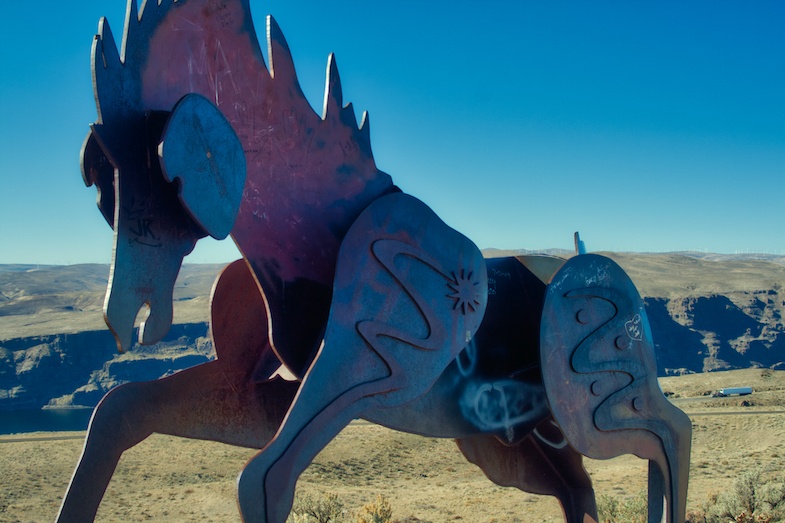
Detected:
left=447, top=269, right=481, bottom=315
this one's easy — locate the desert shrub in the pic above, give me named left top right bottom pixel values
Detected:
left=596, top=492, right=647, bottom=523
left=687, top=468, right=785, bottom=523
left=355, top=495, right=393, bottom=523
left=287, top=493, right=398, bottom=523
left=288, top=493, right=346, bottom=523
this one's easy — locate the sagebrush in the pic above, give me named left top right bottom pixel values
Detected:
left=286, top=493, right=395, bottom=523
left=596, top=492, right=648, bottom=523
left=687, top=468, right=785, bottom=523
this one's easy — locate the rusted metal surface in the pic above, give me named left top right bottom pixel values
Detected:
left=60, top=1, right=692, bottom=522
left=541, top=254, right=691, bottom=523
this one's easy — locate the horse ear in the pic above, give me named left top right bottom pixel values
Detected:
left=158, top=93, right=246, bottom=240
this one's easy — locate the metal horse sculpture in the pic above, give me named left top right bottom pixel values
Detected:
left=57, top=1, right=691, bottom=522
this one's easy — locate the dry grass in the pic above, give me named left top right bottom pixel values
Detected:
left=2, top=369, right=785, bottom=522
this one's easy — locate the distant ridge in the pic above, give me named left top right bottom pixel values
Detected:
left=0, top=264, right=62, bottom=273
left=3, top=250, right=784, bottom=269
left=670, top=251, right=785, bottom=265
left=482, top=248, right=785, bottom=265
left=0, top=263, right=227, bottom=340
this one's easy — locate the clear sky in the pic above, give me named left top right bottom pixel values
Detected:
left=1, top=1, right=783, bottom=264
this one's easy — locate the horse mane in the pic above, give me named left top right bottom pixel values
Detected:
left=94, top=0, right=373, bottom=153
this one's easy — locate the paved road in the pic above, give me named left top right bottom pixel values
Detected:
left=671, top=396, right=726, bottom=405
left=670, top=394, right=785, bottom=416
left=686, top=409, right=785, bottom=417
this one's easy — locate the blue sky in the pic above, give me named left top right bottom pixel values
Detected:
left=1, top=1, right=783, bottom=264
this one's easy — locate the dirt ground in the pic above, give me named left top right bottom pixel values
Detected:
left=2, top=369, right=784, bottom=522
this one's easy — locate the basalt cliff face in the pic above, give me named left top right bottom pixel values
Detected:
left=0, top=324, right=212, bottom=410
left=606, top=252, right=785, bottom=375
left=2, top=254, right=785, bottom=409
left=0, top=264, right=222, bottom=410
left=645, top=291, right=785, bottom=374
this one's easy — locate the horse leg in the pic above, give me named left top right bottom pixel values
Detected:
left=540, top=254, right=691, bottom=523
left=56, top=356, right=300, bottom=521
left=237, top=193, right=487, bottom=522
left=456, top=417, right=598, bottom=523
left=57, top=260, right=299, bottom=522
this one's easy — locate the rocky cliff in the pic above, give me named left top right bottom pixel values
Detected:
left=0, top=323, right=212, bottom=410
left=606, top=252, right=785, bottom=375
left=0, top=264, right=221, bottom=410
left=646, top=291, right=785, bottom=375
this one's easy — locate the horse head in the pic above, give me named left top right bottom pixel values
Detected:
left=82, top=7, right=246, bottom=351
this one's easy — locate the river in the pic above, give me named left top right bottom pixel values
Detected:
left=0, top=408, right=93, bottom=435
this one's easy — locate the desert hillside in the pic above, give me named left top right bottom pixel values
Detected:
left=2, top=368, right=784, bottom=522
left=2, top=252, right=785, bottom=410
left=609, top=252, right=785, bottom=373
